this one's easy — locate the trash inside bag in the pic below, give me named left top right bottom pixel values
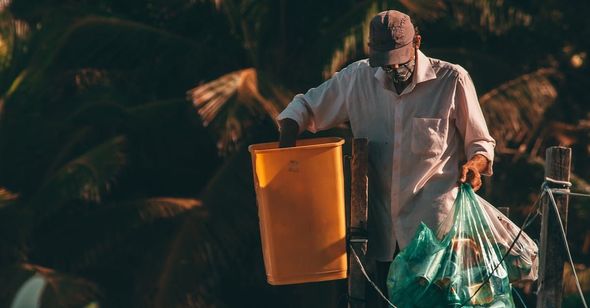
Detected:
left=387, top=184, right=536, bottom=307
left=478, top=195, right=538, bottom=282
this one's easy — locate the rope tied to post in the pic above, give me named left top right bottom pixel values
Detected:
left=540, top=179, right=589, bottom=308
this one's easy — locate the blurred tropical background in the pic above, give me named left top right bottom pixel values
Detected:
left=0, top=0, right=589, bottom=307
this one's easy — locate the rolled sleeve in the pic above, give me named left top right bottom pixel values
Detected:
left=276, top=66, right=351, bottom=134
left=454, top=69, right=496, bottom=176
left=277, top=98, right=312, bottom=134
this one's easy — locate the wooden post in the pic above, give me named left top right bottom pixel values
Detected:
left=537, top=146, right=571, bottom=308
left=348, top=138, right=368, bottom=308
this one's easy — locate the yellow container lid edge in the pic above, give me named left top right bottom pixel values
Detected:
left=248, top=137, right=345, bottom=153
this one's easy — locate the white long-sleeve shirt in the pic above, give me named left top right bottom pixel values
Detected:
left=277, top=50, right=496, bottom=261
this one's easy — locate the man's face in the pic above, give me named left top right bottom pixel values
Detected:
left=382, top=49, right=416, bottom=83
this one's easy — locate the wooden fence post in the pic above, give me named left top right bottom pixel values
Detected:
left=348, top=138, right=369, bottom=308
left=537, top=146, right=571, bottom=308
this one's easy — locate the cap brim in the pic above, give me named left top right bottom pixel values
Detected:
left=369, top=44, right=413, bottom=67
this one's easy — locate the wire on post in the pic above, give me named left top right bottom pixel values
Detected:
left=542, top=182, right=589, bottom=308
left=349, top=244, right=397, bottom=308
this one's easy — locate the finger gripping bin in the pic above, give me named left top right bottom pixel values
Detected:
left=248, top=137, right=347, bottom=285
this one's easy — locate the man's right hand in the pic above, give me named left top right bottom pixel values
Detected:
left=278, top=118, right=299, bottom=148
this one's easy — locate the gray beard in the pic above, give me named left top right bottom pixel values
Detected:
left=390, top=70, right=412, bottom=83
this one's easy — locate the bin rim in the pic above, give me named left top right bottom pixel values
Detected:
left=248, top=137, right=344, bottom=154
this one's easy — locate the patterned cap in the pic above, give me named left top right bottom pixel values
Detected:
left=368, top=10, right=416, bottom=67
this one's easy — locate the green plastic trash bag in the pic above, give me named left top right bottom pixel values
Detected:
left=387, top=184, right=516, bottom=307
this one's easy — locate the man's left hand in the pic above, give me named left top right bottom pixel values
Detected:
left=459, top=154, right=490, bottom=191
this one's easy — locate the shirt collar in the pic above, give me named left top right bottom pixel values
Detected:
left=374, top=49, right=437, bottom=93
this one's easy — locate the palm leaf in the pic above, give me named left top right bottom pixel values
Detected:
left=2, top=14, right=215, bottom=115
left=321, top=2, right=379, bottom=79
left=402, top=0, right=533, bottom=34
left=0, top=14, right=219, bottom=192
left=40, top=102, right=129, bottom=181
left=0, top=186, right=17, bottom=208
left=152, top=142, right=262, bottom=307
left=0, top=10, right=15, bottom=71
left=446, top=0, right=534, bottom=35
left=127, top=98, right=188, bottom=126
left=0, top=187, right=21, bottom=263
left=131, top=197, right=202, bottom=222
left=27, top=197, right=200, bottom=307
left=34, top=264, right=101, bottom=308
left=187, top=68, right=290, bottom=153
left=0, top=0, right=10, bottom=11
left=28, top=135, right=127, bottom=219
left=0, top=7, right=29, bottom=93
left=400, top=0, right=447, bottom=21
left=29, top=197, right=202, bottom=273
left=0, top=263, right=100, bottom=307
left=563, top=264, right=590, bottom=297
left=480, top=68, right=559, bottom=155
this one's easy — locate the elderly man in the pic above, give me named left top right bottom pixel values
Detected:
left=277, top=9, right=495, bottom=302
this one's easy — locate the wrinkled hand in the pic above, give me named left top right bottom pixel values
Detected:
left=459, top=154, right=489, bottom=191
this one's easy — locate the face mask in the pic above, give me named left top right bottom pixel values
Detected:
left=382, top=58, right=415, bottom=83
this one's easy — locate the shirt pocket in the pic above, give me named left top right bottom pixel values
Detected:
left=411, top=117, right=444, bottom=156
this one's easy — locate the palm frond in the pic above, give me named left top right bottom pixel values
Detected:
left=563, top=264, right=590, bottom=296
left=480, top=68, right=559, bottom=154
left=0, top=187, right=17, bottom=208
left=40, top=102, right=129, bottom=182
left=0, top=14, right=219, bottom=191
left=33, top=264, right=101, bottom=307
left=0, top=11, right=15, bottom=71
left=406, top=0, right=533, bottom=35
left=187, top=68, right=289, bottom=153
left=0, top=187, right=22, bottom=264
left=0, top=9, right=29, bottom=98
left=152, top=144, right=260, bottom=307
left=322, top=2, right=379, bottom=79
left=0, top=0, right=10, bottom=11
left=400, top=0, right=447, bottom=21
left=0, top=263, right=100, bottom=307
left=2, top=14, right=211, bottom=113
left=1, top=5, right=29, bottom=43
left=134, top=197, right=203, bottom=221
left=30, top=135, right=126, bottom=217
left=572, top=174, right=590, bottom=194
left=30, top=197, right=202, bottom=273
left=127, top=98, right=189, bottom=125
left=450, top=0, right=533, bottom=35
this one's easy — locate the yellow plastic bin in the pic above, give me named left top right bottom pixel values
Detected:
left=248, top=137, right=347, bottom=285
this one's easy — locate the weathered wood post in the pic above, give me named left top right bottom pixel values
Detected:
left=349, top=138, right=369, bottom=308
left=537, top=146, right=571, bottom=308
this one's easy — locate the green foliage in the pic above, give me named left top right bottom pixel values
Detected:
left=0, top=1, right=224, bottom=306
